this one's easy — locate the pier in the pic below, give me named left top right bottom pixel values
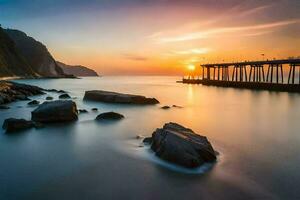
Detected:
left=181, top=59, right=300, bottom=92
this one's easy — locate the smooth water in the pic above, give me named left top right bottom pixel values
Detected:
left=1, top=76, right=300, bottom=200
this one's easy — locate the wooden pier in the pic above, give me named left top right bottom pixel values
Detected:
left=181, top=59, right=300, bottom=92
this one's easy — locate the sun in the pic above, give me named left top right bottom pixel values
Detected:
left=188, top=64, right=195, bottom=71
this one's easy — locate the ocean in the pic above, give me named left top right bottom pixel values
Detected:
left=1, top=76, right=300, bottom=200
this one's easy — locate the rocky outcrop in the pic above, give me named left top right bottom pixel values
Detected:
left=144, top=122, right=217, bottom=168
left=0, top=27, right=36, bottom=78
left=95, top=112, right=124, bottom=120
left=0, top=81, right=44, bottom=105
left=2, top=118, right=35, bottom=133
left=31, top=100, right=78, bottom=122
left=84, top=90, right=159, bottom=105
left=57, top=61, right=98, bottom=77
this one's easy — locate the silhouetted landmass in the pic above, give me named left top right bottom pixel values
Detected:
left=0, top=27, right=37, bottom=77
left=4, top=29, right=66, bottom=77
left=57, top=61, right=98, bottom=77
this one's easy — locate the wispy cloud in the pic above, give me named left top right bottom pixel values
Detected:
left=122, top=53, right=148, bottom=61
left=173, top=48, right=210, bottom=55
left=157, top=19, right=300, bottom=43
left=239, top=4, right=273, bottom=17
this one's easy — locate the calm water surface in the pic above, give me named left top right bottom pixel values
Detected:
left=1, top=76, right=300, bottom=200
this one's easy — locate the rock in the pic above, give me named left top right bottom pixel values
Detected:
left=46, top=96, right=53, bottom=100
left=143, top=137, right=152, bottom=144
left=91, top=108, right=98, bottom=111
left=59, top=93, right=71, bottom=99
left=136, top=135, right=143, bottom=139
left=148, top=122, right=217, bottom=168
left=95, top=112, right=124, bottom=120
left=15, top=95, right=30, bottom=101
left=0, top=105, right=10, bottom=109
left=0, top=81, right=44, bottom=105
left=2, top=118, right=34, bottom=133
left=46, top=89, right=67, bottom=93
left=31, top=100, right=78, bottom=123
left=27, top=100, right=40, bottom=105
left=161, top=106, right=170, bottom=109
left=84, top=90, right=159, bottom=105
left=79, top=109, right=88, bottom=113
left=172, top=105, right=183, bottom=108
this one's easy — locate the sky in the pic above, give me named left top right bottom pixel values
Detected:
left=1, top=0, right=300, bottom=75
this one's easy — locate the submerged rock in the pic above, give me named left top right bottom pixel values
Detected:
left=31, top=100, right=78, bottom=123
left=79, top=109, right=88, bottom=113
left=95, top=112, right=124, bottom=120
left=2, top=118, right=34, bottom=133
left=161, top=106, right=170, bottom=109
left=84, top=90, right=159, bottom=105
left=59, top=93, right=71, bottom=99
left=146, top=122, right=217, bottom=168
left=172, top=105, right=183, bottom=108
left=0, top=105, right=10, bottom=109
left=91, top=108, right=98, bottom=111
left=46, top=96, right=53, bottom=100
left=27, top=100, right=40, bottom=105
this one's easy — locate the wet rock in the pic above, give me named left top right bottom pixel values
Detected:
left=143, top=137, right=152, bottom=144
left=2, top=118, right=34, bottom=133
left=136, top=135, right=144, bottom=139
left=84, top=90, right=159, bottom=105
left=46, top=89, right=67, bottom=93
left=46, top=96, right=53, bottom=100
left=31, top=100, right=78, bottom=123
left=59, top=93, right=71, bottom=99
left=15, top=95, right=30, bottom=101
left=28, top=100, right=40, bottom=105
left=161, top=106, right=170, bottom=109
left=91, top=108, right=98, bottom=111
left=0, top=81, right=44, bottom=105
left=172, top=105, right=183, bottom=108
left=79, top=109, right=88, bottom=113
left=0, top=105, right=10, bottom=109
left=148, top=122, right=217, bottom=168
left=95, top=112, right=124, bottom=120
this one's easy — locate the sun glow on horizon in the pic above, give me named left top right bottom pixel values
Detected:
left=188, top=64, right=196, bottom=71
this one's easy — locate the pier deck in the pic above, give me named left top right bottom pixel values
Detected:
left=181, top=59, right=300, bottom=92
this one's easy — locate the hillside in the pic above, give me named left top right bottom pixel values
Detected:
left=0, top=27, right=36, bottom=78
left=4, top=29, right=65, bottom=77
left=57, top=61, right=98, bottom=77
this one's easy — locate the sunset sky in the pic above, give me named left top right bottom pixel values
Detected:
left=1, top=0, right=300, bottom=75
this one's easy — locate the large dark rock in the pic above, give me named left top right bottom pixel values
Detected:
left=147, top=122, right=217, bottom=168
left=31, top=100, right=78, bottom=123
left=84, top=90, right=159, bottom=105
left=95, top=112, right=124, bottom=120
left=2, top=118, right=34, bottom=133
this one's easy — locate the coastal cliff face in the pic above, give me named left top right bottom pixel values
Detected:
left=4, top=29, right=65, bottom=77
left=0, top=27, right=36, bottom=78
left=57, top=61, right=98, bottom=77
